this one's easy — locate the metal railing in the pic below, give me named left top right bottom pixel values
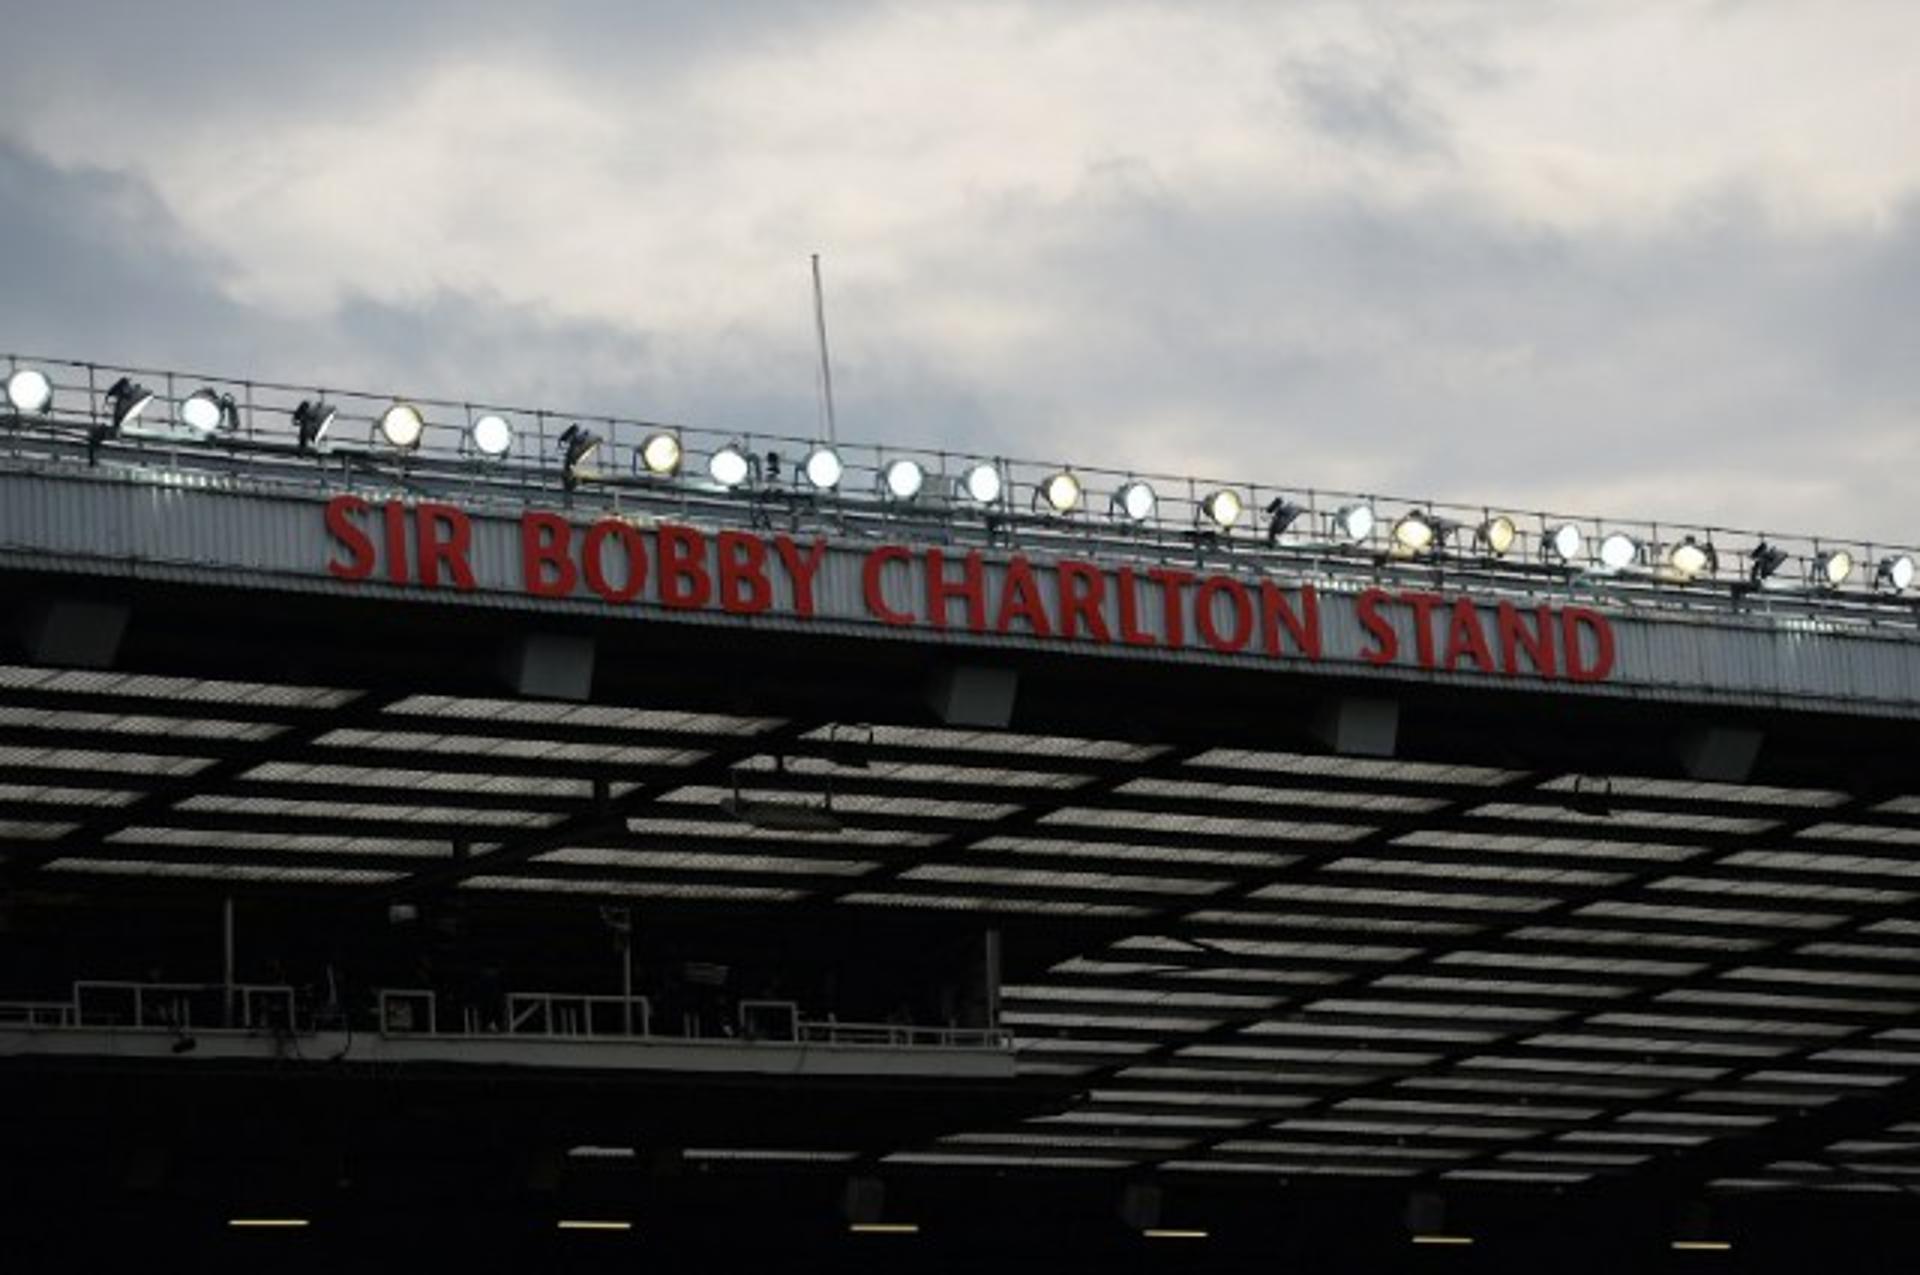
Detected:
left=0, top=977, right=1013, bottom=1053
left=507, top=991, right=651, bottom=1038
left=798, top=1019, right=1014, bottom=1050
left=3, top=353, right=1917, bottom=630
left=69, top=979, right=295, bottom=1030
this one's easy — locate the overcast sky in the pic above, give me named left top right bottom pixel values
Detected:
left=1, top=1, right=1914, bottom=542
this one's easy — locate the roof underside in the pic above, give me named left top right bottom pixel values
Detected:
left=6, top=644, right=1920, bottom=1204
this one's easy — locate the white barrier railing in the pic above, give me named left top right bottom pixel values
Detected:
left=0, top=1000, right=75, bottom=1027
left=506, top=991, right=651, bottom=1039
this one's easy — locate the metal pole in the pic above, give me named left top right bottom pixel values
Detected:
left=811, top=254, right=839, bottom=444
left=984, top=928, right=1002, bottom=1031
left=621, top=907, right=635, bottom=1036
left=222, top=896, right=235, bottom=1028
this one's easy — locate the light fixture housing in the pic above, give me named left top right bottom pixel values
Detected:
left=1877, top=554, right=1916, bottom=593
left=103, top=377, right=155, bottom=433
left=5, top=367, right=53, bottom=414
left=1265, top=498, right=1303, bottom=543
left=882, top=458, right=925, bottom=501
left=637, top=432, right=682, bottom=475
left=1040, top=471, right=1082, bottom=514
left=708, top=444, right=753, bottom=488
left=1598, top=531, right=1640, bottom=571
left=1748, top=541, right=1790, bottom=585
left=957, top=462, right=1003, bottom=505
left=1113, top=480, right=1156, bottom=523
left=1391, top=511, right=1437, bottom=554
left=177, top=388, right=236, bottom=437
left=379, top=402, right=425, bottom=449
left=803, top=447, right=843, bottom=490
left=1200, top=489, right=1242, bottom=529
left=293, top=399, right=337, bottom=452
left=1478, top=515, right=1517, bottom=557
left=1547, top=523, right=1584, bottom=563
left=1667, top=536, right=1716, bottom=579
left=1333, top=503, right=1376, bottom=544
left=469, top=412, right=512, bottom=458
left=1813, top=549, right=1854, bottom=589
left=558, top=423, right=601, bottom=489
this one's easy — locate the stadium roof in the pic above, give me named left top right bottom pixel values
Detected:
left=6, top=354, right=1920, bottom=1264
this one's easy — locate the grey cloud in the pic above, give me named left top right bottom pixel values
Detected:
left=856, top=175, right=1920, bottom=541
left=1282, top=49, right=1450, bottom=157
left=0, top=139, right=988, bottom=453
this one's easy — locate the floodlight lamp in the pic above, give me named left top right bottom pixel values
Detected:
left=960, top=462, right=1003, bottom=505
left=558, top=424, right=601, bottom=489
left=882, top=458, right=925, bottom=501
left=379, top=402, right=425, bottom=449
left=1391, top=511, right=1436, bottom=554
left=1113, top=480, right=1156, bottom=523
left=1877, top=554, right=1916, bottom=593
left=1041, top=471, right=1082, bottom=514
left=1598, top=531, right=1639, bottom=571
left=1667, top=536, right=1716, bottom=579
left=1479, top=515, right=1517, bottom=557
left=1748, top=541, right=1790, bottom=585
left=1265, top=498, right=1303, bottom=543
left=1200, top=489, right=1242, bottom=529
left=708, top=444, right=752, bottom=488
left=1547, top=522, right=1583, bottom=562
left=293, top=399, right=337, bottom=451
left=803, top=446, right=843, bottom=490
left=178, top=388, right=235, bottom=437
left=470, top=413, right=512, bottom=458
left=1813, top=549, right=1854, bottom=589
left=5, top=367, right=52, bottom=414
left=637, top=432, right=681, bottom=475
left=104, top=377, right=155, bottom=432
left=1333, top=502, right=1376, bottom=544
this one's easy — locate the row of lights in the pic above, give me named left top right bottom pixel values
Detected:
left=8, top=364, right=1914, bottom=591
left=5, top=366, right=513, bottom=458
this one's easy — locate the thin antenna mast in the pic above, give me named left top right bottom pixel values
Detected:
left=811, top=253, right=839, bottom=444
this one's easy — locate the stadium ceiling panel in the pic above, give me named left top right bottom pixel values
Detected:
left=5, top=666, right=1919, bottom=1196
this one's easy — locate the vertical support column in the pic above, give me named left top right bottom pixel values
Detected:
left=621, top=908, right=636, bottom=1037
left=984, top=928, right=1003, bottom=1033
left=222, top=896, right=236, bottom=1029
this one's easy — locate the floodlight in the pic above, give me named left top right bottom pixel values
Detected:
left=1667, top=536, right=1716, bottom=579
left=637, top=432, right=681, bottom=475
left=1391, top=511, right=1436, bottom=553
left=1748, top=541, right=1789, bottom=585
left=470, top=413, right=512, bottom=458
left=1041, top=471, right=1082, bottom=513
left=1813, top=549, right=1853, bottom=588
left=882, top=458, right=925, bottom=500
left=1479, top=515, right=1517, bottom=557
left=292, top=399, right=337, bottom=451
left=709, top=444, right=752, bottom=488
left=558, top=424, right=601, bottom=489
left=1200, top=489, right=1242, bottom=529
left=5, top=367, right=52, bottom=414
left=960, top=462, right=1003, bottom=505
left=1547, top=523, right=1583, bottom=562
left=1333, top=503, right=1375, bottom=544
left=803, top=447, right=843, bottom=490
left=1877, top=554, right=1916, bottom=593
left=1113, top=481, right=1156, bottom=522
left=104, top=377, right=155, bottom=432
left=379, top=402, right=424, bottom=449
left=1598, top=531, right=1639, bottom=571
left=1265, top=498, right=1303, bottom=543
left=177, top=388, right=235, bottom=437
